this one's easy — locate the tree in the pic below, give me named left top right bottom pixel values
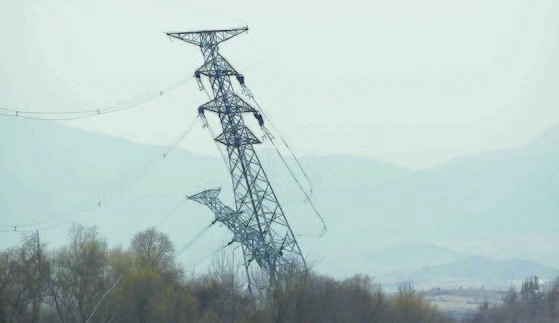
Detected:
left=521, top=275, right=544, bottom=319
left=109, top=228, right=195, bottom=323
left=544, top=277, right=559, bottom=321
left=187, top=250, right=253, bottom=322
left=0, top=232, right=49, bottom=323
left=130, top=227, right=175, bottom=275
left=467, top=275, right=559, bottom=323
left=390, top=279, right=452, bottom=323
left=46, top=224, right=111, bottom=323
left=0, top=224, right=461, bottom=322
left=503, top=285, right=518, bottom=305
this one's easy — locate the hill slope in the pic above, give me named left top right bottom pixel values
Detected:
left=1, top=118, right=558, bottom=286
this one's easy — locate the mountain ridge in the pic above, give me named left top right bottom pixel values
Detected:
left=1, top=118, right=558, bottom=287
left=435, top=122, right=559, bottom=168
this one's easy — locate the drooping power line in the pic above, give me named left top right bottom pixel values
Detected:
left=0, top=77, right=193, bottom=121
left=0, top=113, right=200, bottom=233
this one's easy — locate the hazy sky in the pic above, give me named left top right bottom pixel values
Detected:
left=2, top=0, right=559, bottom=168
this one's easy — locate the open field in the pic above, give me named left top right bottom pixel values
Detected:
left=424, top=288, right=505, bottom=320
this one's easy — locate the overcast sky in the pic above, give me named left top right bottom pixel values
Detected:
left=2, top=0, right=558, bottom=169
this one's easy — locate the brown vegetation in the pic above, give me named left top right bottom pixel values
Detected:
left=0, top=224, right=453, bottom=322
left=466, top=275, right=559, bottom=323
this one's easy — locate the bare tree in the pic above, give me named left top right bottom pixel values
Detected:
left=0, top=232, right=49, bottom=322
left=130, top=227, right=175, bottom=274
left=0, top=224, right=461, bottom=323
left=45, top=224, right=111, bottom=323
left=545, top=277, right=559, bottom=321
left=397, top=280, right=416, bottom=296
left=521, top=275, right=544, bottom=319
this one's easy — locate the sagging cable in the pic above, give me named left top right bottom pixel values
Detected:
left=247, top=90, right=314, bottom=200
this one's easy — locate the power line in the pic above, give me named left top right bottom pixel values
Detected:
left=0, top=220, right=50, bottom=228
left=0, top=112, right=101, bottom=121
left=178, top=221, right=216, bottom=254
left=249, top=93, right=314, bottom=200
left=189, top=243, right=238, bottom=268
left=0, top=77, right=193, bottom=121
left=0, top=223, right=66, bottom=233
left=0, top=114, right=200, bottom=233
left=162, top=115, right=199, bottom=158
left=85, top=274, right=123, bottom=323
left=155, top=200, right=187, bottom=227
left=268, top=137, right=327, bottom=236
left=242, top=88, right=325, bottom=235
left=89, top=113, right=199, bottom=209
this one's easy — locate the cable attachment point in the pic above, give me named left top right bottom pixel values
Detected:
left=195, top=71, right=205, bottom=90
left=261, top=126, right=275, bottom=141
left=200, top=114, right=209, bottom=128
left=241, top=83, right=253, bottom=99
left=253, top=112, right=264, bottom=127
left=236, top=74, right=245, bottom=85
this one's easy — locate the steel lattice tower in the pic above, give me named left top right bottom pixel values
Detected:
left=167, top=27, right=306, bottom=287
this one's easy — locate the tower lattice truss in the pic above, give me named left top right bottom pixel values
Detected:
left=167, top=27, right=306, bottom=286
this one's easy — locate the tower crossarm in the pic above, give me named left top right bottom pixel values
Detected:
left=200, top=93, right=257, bottom=114
left=196, top=54, right=239, bottom=78
left=166, top=27, right=248, bottom=47
left=187, top=188, right=280, bottom=272
left=187, top=188, right=239, bottom=225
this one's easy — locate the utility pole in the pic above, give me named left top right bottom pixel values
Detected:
left=167, top=27, right=306, bottom=289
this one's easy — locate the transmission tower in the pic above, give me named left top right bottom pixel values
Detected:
left=167, top=27, right=306, bottom=288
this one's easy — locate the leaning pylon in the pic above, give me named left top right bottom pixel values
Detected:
left=167, top=28, right=306, bottom=289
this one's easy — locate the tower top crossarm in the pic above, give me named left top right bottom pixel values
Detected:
left=166, top=27, right=248, bottom=47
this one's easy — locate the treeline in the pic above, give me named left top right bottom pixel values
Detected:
left=466, top=275, right=559, bottom=323
left=0, top=224, right=453, bottom=323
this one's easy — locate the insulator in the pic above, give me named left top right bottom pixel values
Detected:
left=253, top=112, right=264, bottom=127
left=236, top=74, right=245, bottom=85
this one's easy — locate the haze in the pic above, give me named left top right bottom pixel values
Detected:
left=2, top=0, right=558, bottom=168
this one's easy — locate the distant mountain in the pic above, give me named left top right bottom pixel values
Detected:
left=302, top=155, right=411, bottom=189
left=324, top=243, right=559, bottom=290
left=1, top=118, right=558, bottom=288
left=442, top=122, right=559, bottom=163
left=320, top=242, right=462, bottom=278
left=311, top=123, right=559, bottom=269
left=406, top=256, right=559, bottom=289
